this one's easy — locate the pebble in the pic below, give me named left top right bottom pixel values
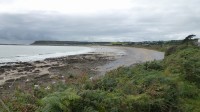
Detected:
left=34, top=85, right=40, bottom=89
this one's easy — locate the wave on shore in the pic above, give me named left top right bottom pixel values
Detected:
left=0, top=45, right=93, bottom=64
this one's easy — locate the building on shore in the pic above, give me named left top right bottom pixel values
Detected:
left=194, top=38, right=200, bottom=46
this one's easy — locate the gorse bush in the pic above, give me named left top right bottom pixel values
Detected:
left=164, top=46, right=200, bottom=87
left=144, top=61, right=163, bottom=70
left=38, top=88, right=80, bottom=112
left=165, top=45, right=178, bottom=56
left=0, top=89, right=39, bottom=112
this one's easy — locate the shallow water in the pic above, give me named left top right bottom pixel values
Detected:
left=0, top=45, right=93, bottom=63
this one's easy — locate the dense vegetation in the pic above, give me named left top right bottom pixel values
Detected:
left=1, top=38, right=200, bottom=112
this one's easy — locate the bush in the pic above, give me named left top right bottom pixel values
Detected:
left=164, top=47, right=200, bottom=86
left=144, top=61, right=163, bottom=70
left=165, top=46, right=178, bottom=56
left=38, top=88, right=80, bottom=112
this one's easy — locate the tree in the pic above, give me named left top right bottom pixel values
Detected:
left=182, top=34, right=196, bottom=45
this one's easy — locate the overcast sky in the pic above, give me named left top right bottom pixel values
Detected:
left=0, top=0, right=199, bottom=44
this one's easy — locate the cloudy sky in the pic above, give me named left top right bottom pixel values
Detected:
left=0, top=0, right=199, bottom=44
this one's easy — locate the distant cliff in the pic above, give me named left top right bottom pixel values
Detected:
left=31, top=41, right=112, bottom=45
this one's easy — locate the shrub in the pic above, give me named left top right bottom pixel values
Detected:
left=165, top=46, right=178, bottom=56
left=38, top=88, right=80, bottom=112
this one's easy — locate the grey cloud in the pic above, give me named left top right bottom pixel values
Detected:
left=0, top=0, right=200, bottom=44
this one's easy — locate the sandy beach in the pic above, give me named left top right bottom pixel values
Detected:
left=0, top=46, right=164, bottom=93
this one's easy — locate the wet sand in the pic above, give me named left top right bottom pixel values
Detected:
left=0, top=46, right=164, bottom=93
left=96, top=47, right=164, bottom=75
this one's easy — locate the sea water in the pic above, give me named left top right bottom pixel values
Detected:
left=0, top=45, right=93, bottom=64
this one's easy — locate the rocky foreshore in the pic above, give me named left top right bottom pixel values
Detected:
left=0, top=53, right=116, bottom=93
left=0, top=46, right=164, bottom=94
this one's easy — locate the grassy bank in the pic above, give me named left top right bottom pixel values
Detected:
left=1, top=44, right=200, bottom=112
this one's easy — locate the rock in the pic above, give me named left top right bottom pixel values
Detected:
left=34, top=85, right=40, bottom=89
left=25, top=79, right=30, bottom=82
left=18, top=69, right=23, bottom=72
left=1, top=65, right=12, bottom=69
left=85, top=55, right=96, bottom=60
left=23, top=62, right=32, bottom=66
left=35, top=61, right=42, bottom=64
left=52, top=64, right=59, bottom=66
left=34, top=73, right=49, bottom=79
left=23, top=66, right=35, bottom=71
left=33, top=70, right=40, bottom=73
left=40, top=65, right=50, bottom=68
left=0, top=68, right=5, bottom=73
left=12, top=68, right=17, bottom=70
left=5, top=79, right=15, bottom=82
left=16, top=77, right=26, bottom=81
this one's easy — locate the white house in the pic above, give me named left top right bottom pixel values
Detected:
left=197, top=38, right=200, bottom=46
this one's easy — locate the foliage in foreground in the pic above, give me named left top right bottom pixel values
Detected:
left=1, top=45, right=200, bottom=112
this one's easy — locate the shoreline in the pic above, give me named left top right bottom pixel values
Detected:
left=0, top=45, right=93, bottom=64
left=0, top=46, right=164, bottom=93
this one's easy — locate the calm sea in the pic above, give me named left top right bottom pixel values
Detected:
left=0, top=45, right=93, bottom=63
